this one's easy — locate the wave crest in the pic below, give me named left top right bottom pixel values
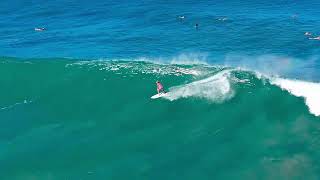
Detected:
left=271, top=78, right=320, bottom=116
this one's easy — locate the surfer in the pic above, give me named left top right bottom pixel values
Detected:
left=218, top=17, right=228, bottom=21
left=178, top=15, right=185, bottom=20
left=305, top=32, right=312, bottom=36
left=35, top=27, right=46, bottom=31
left=156, top=81, right=165, bottom=94
left=309, top=36, right=320, bottom=40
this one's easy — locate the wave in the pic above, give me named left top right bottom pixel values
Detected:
left=1, top=56, right=320, bottom=117
left=65, top=58, right=320, bottom=116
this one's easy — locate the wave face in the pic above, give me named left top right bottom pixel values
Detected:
left=1, top=57, right=320, bottom=179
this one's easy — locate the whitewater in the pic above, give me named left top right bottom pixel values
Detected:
left=65, top=56, right=320, bottom=117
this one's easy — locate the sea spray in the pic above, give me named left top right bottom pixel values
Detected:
left=164, top=70, right=234, bottom=102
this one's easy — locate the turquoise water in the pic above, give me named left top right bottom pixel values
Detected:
left=1, top=0, right=320, bottom=179
left=1, top=58, right=320, bottom=179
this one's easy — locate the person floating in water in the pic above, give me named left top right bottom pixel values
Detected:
left=156, top=81, right=166, bottom=94
left=305, top=32, right=312, bottom=36
left=35, top=27, right=46, bottom=31
left=309, top=36, right=320, bottom=40
left=218, top=17, right=228, bottom=21
left=178, top=15, right=185, bottom=20
left=194, top=23, right=199, bottom=29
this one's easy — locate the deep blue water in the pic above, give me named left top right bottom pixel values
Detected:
left=1, top=0, right=320, bottom=62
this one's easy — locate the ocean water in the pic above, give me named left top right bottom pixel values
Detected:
left=1, top=0, right=320, bottom=179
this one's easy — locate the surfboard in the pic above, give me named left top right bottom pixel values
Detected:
left=151, top=92, right=167, bottom=99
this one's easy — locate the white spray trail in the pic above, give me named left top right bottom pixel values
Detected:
left=164, top=70, right=234, bottom=102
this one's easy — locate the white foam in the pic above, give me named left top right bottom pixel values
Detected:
left=66, top=60, right=204, bottom=76
left=0, top=99, right=33, bottom=111
left=174, top=67, right=201, bottom=76
left=164, top=70, right=234, bottom=102
left=271, top=78, right=320, bottom=116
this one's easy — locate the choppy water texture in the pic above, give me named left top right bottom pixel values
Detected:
left=1, top=0, right=320, bottom=179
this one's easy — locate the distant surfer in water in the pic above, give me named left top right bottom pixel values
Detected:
left=305, top=32, right=312, bottom=36
left=35, top=27, right=46, bottom=31
left=309, top=36, right=320, bottom=40
left=178, top=15, right=185, bottom=20
left=156, top=81, right=165, bottom=94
